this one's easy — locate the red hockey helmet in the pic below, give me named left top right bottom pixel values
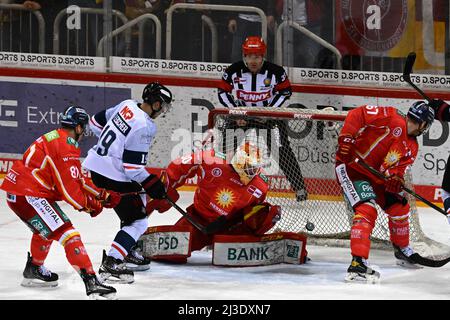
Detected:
left=242, top=36, right=267, bottom=56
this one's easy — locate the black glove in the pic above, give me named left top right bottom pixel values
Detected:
left=142, top=174, right=166, bottom=200
left=429, top=99, right=448, bottom=121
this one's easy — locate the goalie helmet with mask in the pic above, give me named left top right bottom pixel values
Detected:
left=407, top=101, right=435, bottom=136
left=231, top=142, right=265, bottom=185
left=142, top=82, right=173, bottom=117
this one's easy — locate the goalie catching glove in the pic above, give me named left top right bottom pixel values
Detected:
left=242, top=203, right=281, bottom=236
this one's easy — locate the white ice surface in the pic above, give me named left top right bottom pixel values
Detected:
left=1, top=191, right=450, bottom=300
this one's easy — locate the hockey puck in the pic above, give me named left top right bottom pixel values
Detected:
left=305, top=221, right=315, bottom=231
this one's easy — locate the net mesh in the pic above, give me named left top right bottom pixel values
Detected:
left=208, top=107, right=449, bottom=255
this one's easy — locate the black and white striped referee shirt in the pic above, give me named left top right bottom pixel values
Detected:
left=218, top=60, right=292, bottom=108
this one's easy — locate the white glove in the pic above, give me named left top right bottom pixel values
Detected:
left=447, top=214, right=450, bottom=225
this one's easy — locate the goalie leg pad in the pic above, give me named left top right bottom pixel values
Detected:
left=212, top=232, right=307, bottom=267
left=139, top=216, right=213, bottom=263
left=385, top=202, right=410, bottom=248
left=350, top=202, right=377, bottom=259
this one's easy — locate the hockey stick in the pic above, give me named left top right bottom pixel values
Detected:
left=354, top=157, right=447, bottom=216
left=121, top=190, right=227, bottom=235
left=353, top=158, right=450, bottom=267
left=403, top=52, right=432, bottom=103
left=163, top=196, right=227, bottom=235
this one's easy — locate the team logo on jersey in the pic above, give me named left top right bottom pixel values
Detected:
left=392, top=127, right=402, bottom=137
left=120, top=106, right=134, bottom=120
left=263, top=78, right=271, bottom=86
left=341, top=0, right=408, bottom=52
left=215, top=189, right=235, bottom=209
left=211, top=168, right=222, bottom=177
left=384, top=150, right=401, bottom=167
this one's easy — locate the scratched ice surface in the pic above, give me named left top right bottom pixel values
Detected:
left=1, top=191, right=450, bottom=300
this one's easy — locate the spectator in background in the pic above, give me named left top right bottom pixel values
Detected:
left=280, top=0, right=333, bottom=68
left=225, top=0, right=276, bottom=62
left=169, top=0, right=208, bottom=62
left=124, top=0, right=171, bottom=58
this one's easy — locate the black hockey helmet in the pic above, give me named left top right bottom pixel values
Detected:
left=407, top=101, right=435, bottom=134
left=60, top=106, right=90, bottom=129
left=142, top=82, right=173, bottom=113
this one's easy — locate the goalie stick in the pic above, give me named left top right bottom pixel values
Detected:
left=403, top=52, right=433, bottom=103
left=353, top=158, right=450, bottom=268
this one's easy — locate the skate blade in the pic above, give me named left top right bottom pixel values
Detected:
left=99, top=272, right=134, bottom=284
left=345, top=272, right=380, bottom=284
left=21, top=278, right=58, bottom=288
left=88, top=292, right=118, bottom=300
left=396, top=259, right=423, bottom=269
left=125, top=263, right=150, bottom=272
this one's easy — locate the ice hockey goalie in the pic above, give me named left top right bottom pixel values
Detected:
left=140, top=143, right=308, bottom=266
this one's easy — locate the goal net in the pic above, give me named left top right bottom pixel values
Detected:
left=207, top=107, right=450, bottom=258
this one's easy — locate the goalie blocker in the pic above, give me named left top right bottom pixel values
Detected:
left=139, top=227, right=308, bottom=266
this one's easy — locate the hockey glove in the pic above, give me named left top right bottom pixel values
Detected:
left=142, top=174, right=166, bottom=200
left=385, top=175, right=404, bottom=194
left=337, top=134, right=356, bottom=163
left=243, top=203, right=281, bottom=236
left=97, top=189, right=122, bottom=208
left=85, top=194, right=103, bottom=217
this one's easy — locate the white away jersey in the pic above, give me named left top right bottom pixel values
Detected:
left=82, top=99, right=156, bottom=183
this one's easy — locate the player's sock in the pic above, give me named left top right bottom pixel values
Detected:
left=30, top=232, right=52, bottom=266
left=59, top=228, right=95, bottom=274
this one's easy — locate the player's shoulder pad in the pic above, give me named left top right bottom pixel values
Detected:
left=44, top=130, right=60, bottom=143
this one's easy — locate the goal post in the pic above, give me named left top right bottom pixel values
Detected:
left=207, top=107, right=450, bottom=257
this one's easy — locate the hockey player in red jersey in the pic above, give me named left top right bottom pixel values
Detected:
left=335, top=102, right=435, bottom=283
left=146, top=142, right=282, bottom=264
left=0, top=106, right=121, bottom=299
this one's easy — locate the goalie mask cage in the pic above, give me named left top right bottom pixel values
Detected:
left=207, top=107, right=450, bottom=258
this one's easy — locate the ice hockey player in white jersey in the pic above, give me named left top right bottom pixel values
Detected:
left=83, top=82, right=173, bottom=283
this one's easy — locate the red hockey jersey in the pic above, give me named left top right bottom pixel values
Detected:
left=1, top=128, right=99, bottom=211
left=338, top=105, right=419, bottom=178
left=167, top=150, right=269, bottom=223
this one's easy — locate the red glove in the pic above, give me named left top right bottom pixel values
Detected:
left=97, top=189, right=122, bottom=208
left=385, top=175, right=404, bottom=194
left=337, top=134, right=356, bottom=163
left=243, top=203, right=281, bottom=236
left=145, top=171, right=180, bottom=214
left=85, top=194, right=103, bottom=217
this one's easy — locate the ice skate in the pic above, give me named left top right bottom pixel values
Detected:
left=98, top=250, right=134, bottom=284
left=21, top=252, right=58, bottom=288
left=393, top=245, right=422, bottom=269
left=80, top=269, right=117, bottom=300
left=124, top=246, right=151, bottom=271
left=345, top=256, right=380, bottom=284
